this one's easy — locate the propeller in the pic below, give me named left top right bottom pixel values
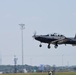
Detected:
left=32, top=31, right=37, bottom=38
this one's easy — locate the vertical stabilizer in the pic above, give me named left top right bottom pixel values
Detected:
left=74, top=34, right=76, bottom=39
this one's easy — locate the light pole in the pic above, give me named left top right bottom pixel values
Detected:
left=62, top=54, right=64, bottom=70
left=19, top=24, right=25, bottom=65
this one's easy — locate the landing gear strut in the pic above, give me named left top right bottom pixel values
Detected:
left=48, top=44, right=51, bottom=49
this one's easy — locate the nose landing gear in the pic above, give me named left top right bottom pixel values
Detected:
left=39, top=44, right=42, bottom=47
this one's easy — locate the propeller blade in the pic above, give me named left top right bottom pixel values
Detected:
left=32, top=31, right=37, bottom=38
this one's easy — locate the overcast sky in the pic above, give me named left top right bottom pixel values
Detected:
left=0, top=0, right=76, bottom=66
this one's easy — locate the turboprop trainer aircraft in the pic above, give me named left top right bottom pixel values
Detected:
left=32, top=33, right=76, bottom=49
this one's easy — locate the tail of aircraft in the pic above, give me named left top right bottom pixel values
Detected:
left=74, top=34, right=76, bottom=39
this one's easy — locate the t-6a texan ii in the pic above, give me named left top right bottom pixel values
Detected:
left=32, top=33, right=76, bottom=49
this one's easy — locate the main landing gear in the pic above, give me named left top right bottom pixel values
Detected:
left=54, top=44, right=58, bottom=48
left=47, top=43, right=58, bottom=49
left=48, top=44, right=51, bottom=49
left=39, top=43, right=58, bottom=49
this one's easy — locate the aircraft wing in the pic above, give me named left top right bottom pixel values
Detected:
left=51, top=38, right=68, bottom=44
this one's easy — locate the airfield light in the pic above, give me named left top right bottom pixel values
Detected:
left=19, top=24, right=25, bottom=65
left=14, top=55, right=18, bottom=73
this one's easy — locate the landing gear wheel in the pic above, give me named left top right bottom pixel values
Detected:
left=54, top=46, right=57, bottom=48
left=54, top=44, right=58, bottom=48
left=39, top=44, right=42, bottom=47
left=48, top=45, right=51, bottom=49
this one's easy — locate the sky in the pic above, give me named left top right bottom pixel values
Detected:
left=0, top=0, right=76, bottom=66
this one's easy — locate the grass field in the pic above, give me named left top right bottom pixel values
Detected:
left=1, top=72, right=76, bottom=75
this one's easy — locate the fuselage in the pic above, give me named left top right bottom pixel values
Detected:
left=34, top=34, right=65, bottom=44
left=33, top=33, right=76, bottom=48
left=34, top=34, right=76, bottom=45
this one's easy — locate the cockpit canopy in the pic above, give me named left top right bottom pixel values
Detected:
left=45, top=33, right=65, bottom=37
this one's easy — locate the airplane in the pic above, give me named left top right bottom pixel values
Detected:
left=32, top=33, right=76, bottom=49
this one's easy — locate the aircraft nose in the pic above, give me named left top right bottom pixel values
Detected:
left=32, top=35, right=39, bottom=40
left=32, top=34, right=36, bottom=39
left=32, top=35, right=34, bottom=38
left=32, top=31, right=36, bottom=38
